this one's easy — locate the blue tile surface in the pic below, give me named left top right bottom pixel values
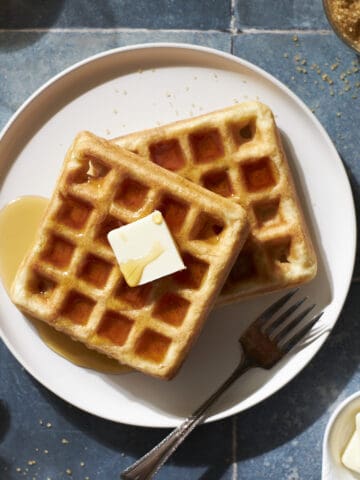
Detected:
left=235, top=0, right=329, bottom=30
left=0, top=343, right=233, bottom=479
left=0, top=0, right=231, bottom=30
left=1, top=4, right=360, bottom=479
left=233, top=32, right=360, bottom=276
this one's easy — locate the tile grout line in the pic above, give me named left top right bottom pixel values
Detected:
left=232, top=416, right=238, bottom=480
left=0, top=27, right=332, bottom=34
left=230, top=0, right=236, bottom=54
left=0, top=27, right=224, bottom=33
left=241, top=28, right=332, bottom=34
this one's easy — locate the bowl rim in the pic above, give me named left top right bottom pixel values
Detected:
left=322, top=0, right=360, bottom=55
left=323, top=390, right=360, bottom=446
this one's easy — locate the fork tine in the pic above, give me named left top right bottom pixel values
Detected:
left=272, top=304, right=316, bottom=344
left=279, top=312, right=324, bottom=353
left=263, top=297, right=307, bottom=335
left=256, top=289, right=299, bottom=325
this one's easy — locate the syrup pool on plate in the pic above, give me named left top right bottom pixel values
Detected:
left=0, top=196, right=131, bottom=374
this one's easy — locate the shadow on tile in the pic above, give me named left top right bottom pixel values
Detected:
left=0, top=457, right=11, bottom=480
left=0, top=0, right=65, bottom=51
left=0, top=400, right=11, bottom=479
left=27, top=378, right=234, bottom=477
left=0, top=400, right=10, bottom=443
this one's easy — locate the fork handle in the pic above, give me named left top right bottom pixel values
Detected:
left=121, top=357, right=253, bottom=480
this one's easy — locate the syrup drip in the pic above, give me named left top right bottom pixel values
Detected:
left=0, top=196, right=130, bottom=374
left=121, top=241, right=164, bottom=287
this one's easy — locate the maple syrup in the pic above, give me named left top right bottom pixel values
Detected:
left=0, top=196, right=130, bottom=374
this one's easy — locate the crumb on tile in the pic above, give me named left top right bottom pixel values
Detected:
left=321, top=73, right=333, bottom=84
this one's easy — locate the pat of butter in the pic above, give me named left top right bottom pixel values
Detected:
left=107, top=211, right=185, bottom=287
left=342, top=412, right=360, bottom=474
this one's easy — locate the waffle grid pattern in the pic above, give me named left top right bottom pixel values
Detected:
left=113, top=101, right=317, bottom=302
left=11, top=132, right=248, bottom=378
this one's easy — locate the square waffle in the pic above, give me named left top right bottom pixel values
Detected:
left=113, top=101, right=317, bottom=304
left=10, top=131, right=249, bottom=379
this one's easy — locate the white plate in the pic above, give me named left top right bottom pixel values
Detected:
left=0, top=43, right=356, bottom=428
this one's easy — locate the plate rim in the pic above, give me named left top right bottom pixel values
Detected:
left=0, top=42, right=356, bottom=427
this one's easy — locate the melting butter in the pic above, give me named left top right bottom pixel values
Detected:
left=152, top=211, right=163, bottom=225
left=121, top=241, right=165, bottom=287
left=0, top=196, right=130, bottom=374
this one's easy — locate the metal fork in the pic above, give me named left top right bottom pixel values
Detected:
left=121, top=289, right=323, bottom=480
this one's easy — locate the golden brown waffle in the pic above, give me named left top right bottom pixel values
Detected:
left=113, top=101, right=317, bottom=304
left=10, top=131, right=249, bottom=379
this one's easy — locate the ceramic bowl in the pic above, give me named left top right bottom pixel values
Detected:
left=322, top=391, right=360, bottom=479
left=322, top=0, right=360, bottom=54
